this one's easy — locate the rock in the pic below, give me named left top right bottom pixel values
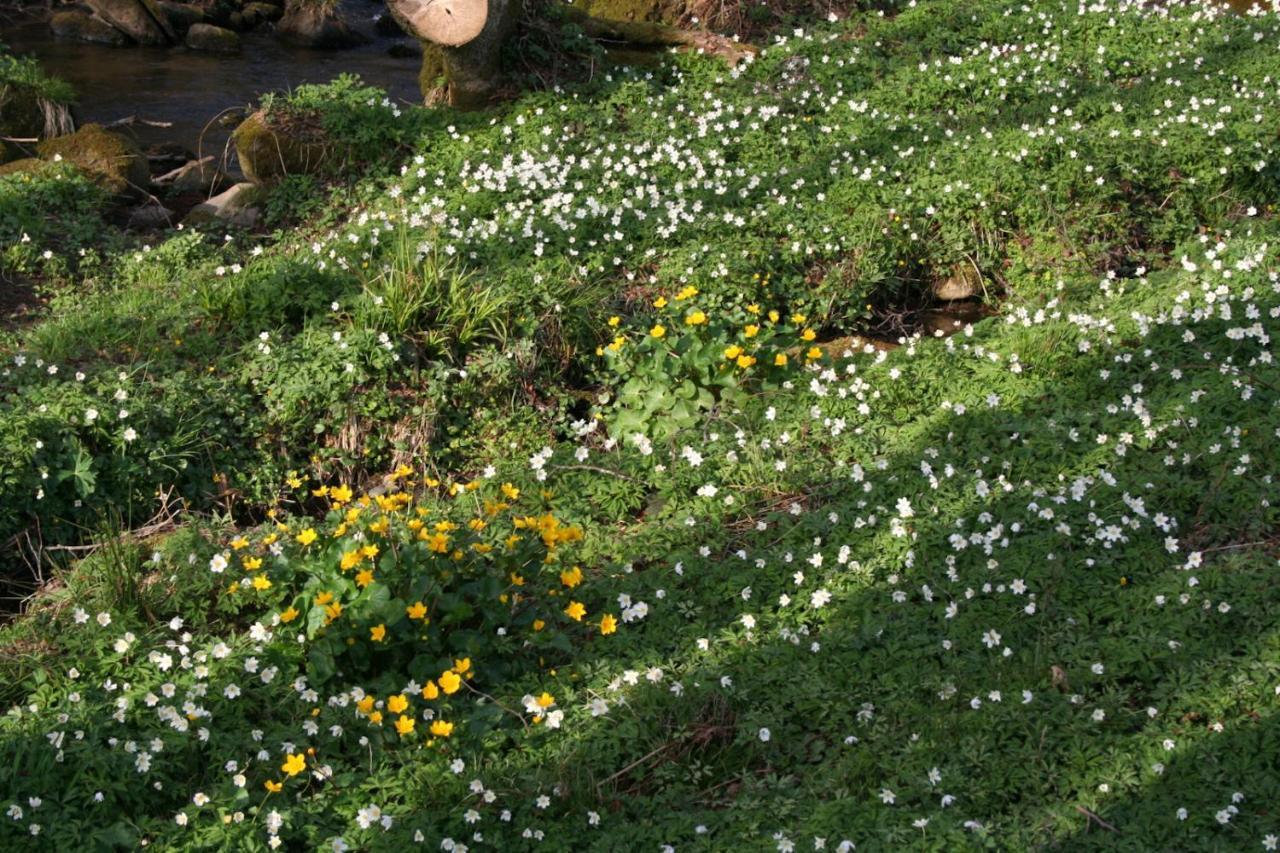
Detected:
left=275, top=2, right=370, bottom=49
left=127, top=202, right=176, bottom=229
left=156, top=1, right=204, bottom=35
left=387, top=41, right=419, bottom=58
left=374, top=12, right=405, bottom=36
left=186, top=22, right=241, bottom=51
left=183, top=181, right=263, bottom=227
left=0, top=81, right=74, bottom=142
left=931, top=262, right=983, bottom=301
left=36, top=124, right=150, bottom=197
left=84, top=0, right=176, bottom=44
left=50, top=10, right=130, bottom=45
left=232, top=109, right=331, bottom=183
left=0, top=158, right=52, bottom=178
left=242, top=2, right=283, bottom=26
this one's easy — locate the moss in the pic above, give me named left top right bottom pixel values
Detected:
left=0, top=157, right=55, bottom=178
left=232, top=110, right=332, bottom=184
left=36, top=124, right=149, bottom=197
left=570, top=0, right=677, bottom=23
left=418, top=42, right=447, bottom=103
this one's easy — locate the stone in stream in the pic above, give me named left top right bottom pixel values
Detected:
left=275, top=2, right=370, bottom=49
left=127, top=202, right=177, bottom=230
left=156, top=1, right=205, bottom=36
left=36, top=124, right=151, bottom=198
left=84, top=0, right=177, bottom=44
left=186, top=23, right=241, bottom=52
left=49, top=10, right=130, bottom=46
left=241, top=2, right=284, bottom=27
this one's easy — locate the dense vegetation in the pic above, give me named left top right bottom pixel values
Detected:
left=1, top=0, right=1278, bottom=849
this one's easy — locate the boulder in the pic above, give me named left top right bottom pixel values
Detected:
left=156, top=1, right=205, bottom=35
left=84, top=0, right=176, bottom=44
left=186, top=22, right=241, bottom=51
left=0, top=158, right=52, bottom=178
left=36, top=124, right=150, bottom=197
left=50, top=10, right=130, bottom=45
left=127, top=202, right=176, bottom=229
left=232, top=109, right=331, bottom=183
left=183, top=181, right=264, bottom=228
left=242, top=2, right=283, bottom=26
left=932, top=262, right=983, bottom=301
left=275, top=2, right=369, bottom=49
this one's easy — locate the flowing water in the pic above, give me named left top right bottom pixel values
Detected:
left=2, top=2, right=422, bottom=170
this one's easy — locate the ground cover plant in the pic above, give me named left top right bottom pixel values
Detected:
left=1, top=0, right=1279, bottom=849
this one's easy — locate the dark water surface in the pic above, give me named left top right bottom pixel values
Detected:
left=3, top=6, right=421, bottom=168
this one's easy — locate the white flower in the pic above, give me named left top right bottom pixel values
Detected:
left=758, top=727, right=771, bottom=742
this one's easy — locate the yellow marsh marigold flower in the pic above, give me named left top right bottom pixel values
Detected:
left=421, top=681, right=439, bottom=700
left=395, top=715, right=415, bottom=736
left=438, top=670, right=462, bottom=695
left=355, top=569, right=374, bottom=589
left=314, top=591, right=334, bottom=606
left=806, top=346, right=823, bottom=360
left=406, top=601, right=427, bottom=620
left=252, top=575, right=272, bottom=591
left=296, top=528, right=317, bottom=546
left=279, top=607, right=299, bottom=624
left=649, top=324, right=666, bottom=339
left=501, top=482, right=520, bottom=500
left=242, top=556, right=262, bottom=571
left=560, top=566, right=584, bottom=588
left=281, top=753, right=306, bottom=777
left=264, top=780, right=283, bottom=793
left=736, top=354, right=757, bottom=369
left=536, top=692, right=556, bottom=709
left=330, top=484, right=353, bottom=504
left=675, top=285, right=698, bottom=301
left=453, top=657, right=472, bottom=677
left=387, top=694, right=408, bottom=714
left=723, top=345, right=743, bottom=360
left=532, top=619, right=545, bottom=632
left=324, top=601, right=343, bottom=622
left=368, top=710, right=383, bottom=725
left=430, top=720, right=454, bottom=738
left=564, top=601, right=586, bottom=621
left=685, top=310, right=707, bottom=325
left=768, top=310, right=780, bottom=323
left=652, top=296, right=668, bottom=308
left=356, top=695, right=376, bottom=714
left=286, top=475, right=303, bottom=489
left=607, top=315, right=620, bottom=327
left=311, top=486, right=329, bottom=498
left=231, top=537, right=249, bottom=550
left=600, top=614, right=618, bottom=635
left=744, top=324, right=759, bottom=338
left=368, top=518, right=390, bottom=536
left=370, top=624, right=387, bottom=642
left=361, top=544, right=378, bottom=560
left=774, top=353, right=788, bottom=367
left=800, top=328, right=817, bottom=342
left=791, top=313, right=807, bottom=325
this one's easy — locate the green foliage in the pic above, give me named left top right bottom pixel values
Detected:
left=0, top=163, right=109, bottom=276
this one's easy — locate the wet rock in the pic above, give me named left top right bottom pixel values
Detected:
left=50, top=10, right=130, bottom=45
left=127, top=202, right=176, bottom=229
left=36, top=124, right=150, bottom=197
left=156, top=1, right=205, bottom=35
left=931, top=262, right=983, bottom=301
left=84, top=0, right=177, bottom=44
left=276, top=2, right=370, bottom=49
left=186, top=22, right=241, bottom=52
left=232, top=109, right=331, bottom=183
left=242, top=2, right=283, bottom=27
left=183, top=181, right=264, bottom=227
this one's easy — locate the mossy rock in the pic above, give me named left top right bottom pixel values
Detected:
left=418, top=42, right=447, bottom=102
left=0, top=157, right=56, bottom=178
left=232, top=110, right=332, bottom=183
left=50, top=10, right=130, bottom=45
left=0, top=84, right=50, bottom=141
left=186, top=22, right=241, bottom=51
left=36, top=124, right=149, bottom=197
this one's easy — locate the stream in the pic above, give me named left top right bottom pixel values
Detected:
left=3, top=2, right=422, bottom=173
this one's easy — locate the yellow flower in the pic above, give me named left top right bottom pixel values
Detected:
left=768, top=310, right=780, bottom=323
left=607, top=315, right=620, bottom=327
left=559, top=566, right=584, bottom=588
left=438, top=670, right=462, bottom=695
left=356, top=695, right=375, bottom=714
left=736, top=354, right=757, bottom=369
left=600, top=614, right=618, bottom=635
left=242, top=556, right=262, bottom=571
left=746, top=303, right=760, bottom=314
left=501, top=482, right=520, bottom=500
left=279, top=606, right=299, bottom=624
left=774, top=353, right=788, bottom=367
left=395, top=715, right=415, bottom=736
left=675, top=285, right=699, bottom=301
left=649, top=324, right=666, bottom=339
left=314, top=591, right=333, bottom=606
left=421, top=681, right=439, bottom=700
left=281, top=753, right=306, bottom=777
left=430, top=720, right=454, bottom=738
left=685, top=310, right=707, bottom=325
left=653, top=296, right=668, bottom=308
left=723, top=345, right=743, bottom=360
left=311, top=486, right=329, bottom=498
left=286, top=476, right=303, bottom=489
left=387, top=694, right=408, bottom=714
left=368, top=710, right=382, bottom=725
left=296, top=528, right=317, bottom=546
left=791, top=313, right=807, bottom=325
left=536, top=691, right=556, bottom=709
left=231, top=537, right=249, bottom=550
left=452, top=657, right=473, bottom=677
left=252, top=575, right=272, bottom=591
left=532, top=619, right=545, bottom=632
left=800, top=328, right=817, bottom=342
left=806, top=346, right=823, bottom=360
left=370, top=624, right=387, bottom=642
left=564, top=600, right=586, bottom=621
left=406, top=601, right=428, bottom=620
left=743, top=324, right=759, bottom=338
left=330, top=484, right=353, bottom=504
left=361, top=544, right=379, bottom=560
left=264, top=780, right=283, bottom=793
left=355, top=569, right=375, bottom=588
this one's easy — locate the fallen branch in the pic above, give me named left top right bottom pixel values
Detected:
left=153, top=155, right=215, bottom=185
left=558, top=5, right=756, bottom=65
left=1076, top=805, right=1119, bottom=833
left=105, top=115, right=175, bottom=130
